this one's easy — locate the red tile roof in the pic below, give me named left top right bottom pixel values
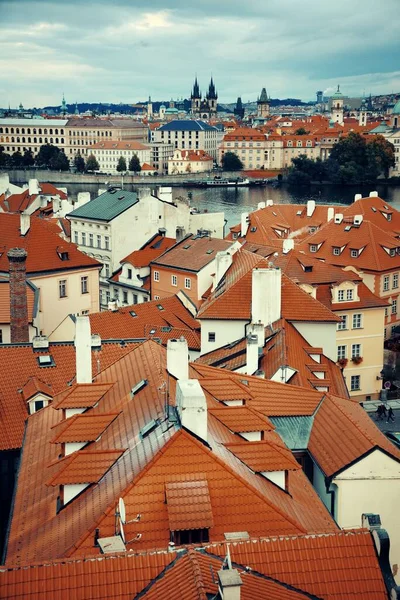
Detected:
left=151, top=235, right=233, bottom=273
left=223, top=127, right=266, bottom=141
left=174, top=149, right=213, bottom=162
left=343, top=195, right=400, bottom=235
left=0, top=213, right=100, bottom=275
left=0, top=184, right=66, bottom=213
left=50, top=413, right=120, bottom=443
left=121, top=234, right=176, bottom=268
left=209, top=406, right=274, bottom=432
left=316, top=281, right=389, bottom=311
left=165, top=480, right=214, bottom=531
left=0, top=340, right=138, bottom=451
left=52, top=382, right=115, bottom=409
left=91, top=140, right=150, bottom=150
left=89, top=295, right=200, bottom=350
left=46, top=449, right=125, bottom=485
left=224, top=440, right=301, bottom=472
left=21, top=377, right=53, bottom=402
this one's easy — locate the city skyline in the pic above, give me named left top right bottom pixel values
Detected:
left=0, top=0, right=400, bottom=107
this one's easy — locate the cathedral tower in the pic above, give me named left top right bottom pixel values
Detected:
left=331, top=85, right=344, bottom=125
left=257, top=88, right=270, bottom=118
left=206, top=77, right=218, bottom=115
left=191, top=77, right=201, bottom=115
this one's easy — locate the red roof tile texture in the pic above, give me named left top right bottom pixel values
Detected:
left=151, top=235, right=232, bottom=272
left=47, top=449, right=125, bottom=485
left=120, top=234, right=176, bottom=268
left=21, top=376, right=53, bottom=401
left=52, top=382, right=115, bottom=409
left=224, top=440, right=301, bottom=472
left=50, top=413, right=120, bottom=443
left=209, top=406, right=274, bottom=432
left=0, top=184, right=66, bottom=213
left=166, top=480, right=214, bottom=531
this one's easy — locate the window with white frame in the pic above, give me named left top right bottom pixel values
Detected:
left=392, top=299, right=397, bottom=315
left=81, top=276, right=88, bottom=294
left=104, top=263, right=110, bottom=278
left=385, top=307, right=389, bottom=318
left=351, top=344, right=361, bottom=358
left=310, top=244, right=318, bottom=253
left=337, top=315, right=348, bottom=330
left=350, top=375, right=360, bottom=391
left=104, top=236, right=110, bottom=250
left=171, top=275, right=177, bottom=286
left=338, top=290, right=345, bottom=302
left=337, top=345, right=346, bottom=360
left=74, top=231, right=78, bottom=244
left=97, top=234, right=101, bottom=249
left=59, top=279, right=67, bottom=298
left=89, top=233, right=94, bottom=247
left=350, top=249, right=358, bottom=258
left=383, top=275, right=390, bottom=291
left=333, top=247, right=341, bottom=256
left=81, top=232, right=86, bottom=246
left=208, top=332, right=216, bottom=342
left=352, top=313, right=362, bottom=328
left=393, top=273, right=399, bottom=289
left=127, top=268, right=132, bottom=280
left=185, top=277, right=191, bottom=289
left=346, top=289, right=354, bottom=301
left=154, top=270, right=160, bottom=282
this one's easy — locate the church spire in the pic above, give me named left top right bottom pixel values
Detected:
left=207, top=76, right=217, bottom=100
left=191, top=76, right=201, bottom=99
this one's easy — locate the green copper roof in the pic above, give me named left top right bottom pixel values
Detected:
left=270, top=416, right=314, bottom=450
left=393, top=100, right=400, bottom=115
left=67, top=189, right=139, bottom=222
left=370, top=123, right=390, bottom=134
left=332, top=85, right=343, bottom=98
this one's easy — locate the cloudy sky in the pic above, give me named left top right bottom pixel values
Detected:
left=0, top=0, right=399, bottom=108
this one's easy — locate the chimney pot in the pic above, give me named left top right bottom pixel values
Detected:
left=7, top=247, right=29, bottom=343
left=167, top=337, right=189, bottom=380
left=252, top=268, right=281, bottom=327
left=20, top=213, right=30, bottom=236
left=176, top=379, right=207, bottom=441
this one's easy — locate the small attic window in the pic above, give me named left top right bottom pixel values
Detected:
left=157, top=304, right=164, bottom=311
left=304, top=265, right=313, bottom=272
left=129, top=310, right=137, bottom=317
left=131, top=379, right=148, bottom=397
left=344, top=225, right=352, bottom=231
left=250, top=227, right=257, bottom=232
left=37, top=354, right=55, bottom=367
left=371, top=207, right=377, bottom=212
left=183, top=244, right=191, bottom=249
left=206, top=249, right=214, bottom=254
left=390, top=248, right=396, bottom=257
left=140, top=418, right=159, bottom=439
left=57, top=250, right=69, bottom=261
left=161, top=326, right=172, bottom=332
left=149, top=328, right=156, bottom=334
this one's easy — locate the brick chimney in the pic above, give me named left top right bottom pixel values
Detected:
left=8, top=248, right=29, bottom=343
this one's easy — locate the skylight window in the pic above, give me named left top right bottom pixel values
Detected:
left=206, top=249, right=214, bottom=254
left=131, top=379, right=148, bottom=397
left=140, top=418, right=160, bottom=439
left=183, top=244, right=191, bottom=249
left=129, top=311, right=137, bottom=317
left=157, top=304, right=164, bottom=311
left=37, top=354, right=55, bottom=367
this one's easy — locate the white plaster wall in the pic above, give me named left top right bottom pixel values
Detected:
left=312, top=460, right=332, bottom=512
left=293, top=321, right=337, bottom=362
left=262, top=470, right=285, bottom=489
left=64, top=483, right=89, bottom=505
left=333, top=449, right=400, bottom=582
left=189, top=212, right=225, bottom=239
left=200, top=319, right=247, bottom=355
left=240, top=431, right=262, bottom=441
left=65, top=441, right=86, bottom=455
left=0, top=324, right=37, bottom=344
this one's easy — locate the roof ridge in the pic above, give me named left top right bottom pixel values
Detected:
left=186, top=548, right=208, bottom=600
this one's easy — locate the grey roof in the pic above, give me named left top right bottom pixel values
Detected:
left=66, top=118, right=145, bottom=129
left=0, top=118, right=68, bottom=126
left=158, top=120, right=217, bottom=132
left=369, top=123, right=391, bottom=134
left=270, top=416, right=314, bottom=450
left=67, top=189, right=138, bottom=222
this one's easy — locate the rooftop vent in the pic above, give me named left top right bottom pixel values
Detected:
left=206, top=249, right=214, bottom=254
left=129, top=310, right=137, bottom=317
left=118, top=195, right=125, bottom=200
left=344, top=225, right=352, bottom=231
left=334, top=213, right=343, bottom=224
left=32, top=335, right=49, bottom=351
left=183, top=244, right=191, bottom=250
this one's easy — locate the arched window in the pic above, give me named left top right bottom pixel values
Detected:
left=17, top=137, right=20, bottom=143
left=50, top=138, right=53, bottom=144
left=44, top=129, right=48, bottom=135
left=55, top=138, right=59, bottom=144
left=39, top=129, right=42, bottom=134
left=33, top=128, right=36, bottom=134
left=11, top=137, right=14, bottom=142
left=21, top=128, right=25, bottom=134
left=61, top=138, right=64, bottom=144
left=22, top=137, right=25, bottom=143
left=39, top=137, right=42, bottom=143
left=11, top=128, right=14, bottom=133
left=50, top=129, right=53, bottom=134
left=55, top=129, right=58, bottom=134
left=34, top=137, right=37, bottom=143
left=16, top=128, right=19, bottom=133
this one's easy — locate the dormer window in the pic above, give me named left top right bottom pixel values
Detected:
left=338, top=290, right=345, bottom=301
left=333, top=247, right=341, bottom=256
left=350, top=249, right=359, bottom=258
left=310, top=244, right=318, bottom=253
left=347, top=289, right=354, bottom=300
left=390, top=248, right=396, bottom=257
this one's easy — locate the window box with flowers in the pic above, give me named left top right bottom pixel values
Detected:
left=337, top=358, right=348, bottom=368
left=352, top=356, right=363, bottom=365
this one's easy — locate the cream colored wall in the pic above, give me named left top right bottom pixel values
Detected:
left=336, top=306, right=385, bottom=400
left=220, top=139, right=266, bottom=169
left=168, top=158, right=213, bottom=174
left=292, top=321, right=337, bottom=362
left=0, top=324, right=38, bottom=344
left=333, top=449, right=400, bottom=583
left=33, top=268, right=100, bottom=338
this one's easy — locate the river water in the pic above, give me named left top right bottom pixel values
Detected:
left=61, top=182, right=400, bottom=230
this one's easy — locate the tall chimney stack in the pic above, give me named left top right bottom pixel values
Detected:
left=8, top=248, right=29, bottom=343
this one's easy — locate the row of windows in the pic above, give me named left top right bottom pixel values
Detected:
left=337, top=344, right=362, bottom=360
left=1, top=137, right=64, bottom=146
left=69, top=130, right=113, bottom=137
left=153, top=271, right=191, bottom=289
left=337, top=289, right=354, bottom=302
left=383, top=273, right=398, bottom=291
left=337, top=313, right=362, bottom=330
left=0, top=127, right=64, bottom=135
left=59, top=276, right=88, bottom=298
left=385, top=299, right=398, bottom=317
left=74, top=231, right=110, bottom=250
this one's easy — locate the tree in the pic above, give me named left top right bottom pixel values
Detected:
left=36, top=144, right=60, bottom=169
left=128, top=154, right=141, bottom=173
left=50, top=151, right=69, bottom=171
left=10, top=151, right=24, bottom=168
left=367, top=135, right=395, bottom=179
left=116, top=156, right=127, bottom=172
left=22, top=149, right=35, bottom=167
left=221, top=151, right=243, bottom=171
left=294, top=127, right=308, bottom=135
left=0, top=145, right=9, bottom=168
left=74, top=152, right=85, bottom=173
left=86, top=154, right=99, bottom=172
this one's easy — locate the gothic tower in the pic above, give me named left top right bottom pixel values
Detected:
left=257, top=88, right=270, bottom=118
left=206, top=77, right=218, bottom=115
left=234, top=97, right=245, bottom=120
left=191, top=77, right=201, bottom=115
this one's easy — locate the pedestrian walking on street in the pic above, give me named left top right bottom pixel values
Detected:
left=387, top=407, right=395, bottom=423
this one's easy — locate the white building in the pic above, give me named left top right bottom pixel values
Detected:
left=0, top=118, right=68, bottom=159
left=168, top=149, right=213, bottom=174
left=90, top=140, right=151, bottom=173
left=150, top=142, right=175, bottom=174
left=152, top=120, right=218, bottom=161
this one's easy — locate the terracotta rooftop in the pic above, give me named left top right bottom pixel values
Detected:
left=166, top=480, right=214, bottom=531
left=0, top=183, right=66, bottom=213
left=50, top=412, right=120, bottom=443
left=224, top=440, right=301, bottom=472
left=46, top=449, right=125, bottom=485
left=120, top=233, right=176, bottom=268
left=21, top=376, right=53, bottom=402
left=151, top=235, right=233, bottom=273
left=90, top=140, right=150, bottom=150
left=174, top=149, right=214, bottom=162
left=316, top=281, right=389, bottom=311
left=209, top=406, right=274, bottom=432
left=343, top=195, right=400, bottom=235
left=89, top=294, right=200, bottom=350
left=223, top=127, right=266, bottom=141
left=52, top=382, right=116, bottom=409
left=0, top=213, right=100, bottom=275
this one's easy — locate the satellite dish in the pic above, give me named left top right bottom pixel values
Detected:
left=119, top=520, right=126, bottom=544
left=118, top=497, right=126, bottom=524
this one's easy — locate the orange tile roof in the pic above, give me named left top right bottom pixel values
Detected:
left=21, top=376, right=53, bottom=402
left=46, top=449, right=125, bottom=486
left=175, top=149, right=213, bottom=162
left=344, top=195, right=400, bottom=235
left=308, top=394, right=400, bottom=477
left=52, top=382, right=115, bottom=409
left=50, top=413, right=120, bottom=443
left=316, top=281, right=389, bottom=311
left=120, top=233, right=176, bottom=268
left=200, top=378, right=252, bottom=403
left=223, top=127, right=266, bottom=141
left=209, top=406, right=274, bottom=432
left=166, top=480, right=214, bottom=531
left=91, top=140, right=150, bottom=150
left=0, top=340, right=138, bottom=451
left=0, top=279, right=36, bottom=323
left=141, top=162, right=156, bottom=171
left=208, top=530, right=388, bottom=600
left=224, top=440, right=301, bottom=472
left=89, top=295, right=200, bottom=350
left=0, top=213, right=100, bottom=275
left=151, top=235, right=232, bottom=273
left=0, top=184, right=66, bottom=213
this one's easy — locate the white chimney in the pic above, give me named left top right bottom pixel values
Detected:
left=241, top=212, right=249, bottom=237
left=28, top=179, right=40, bottom=196
left=266, top=199, right=273, bottom=207
left=108, top=300, right=118, bottom=312
left=176, top=379, right=207, bottom=441
left=327, top=207, right=335, bottom=222
left=246, top=333, right=259, bottom=375
left=20, top=213, right=30, bottom=236
left=369, top=191, right=378, bottom=197
left=257, top=201, right=266, bottom=210
left=157, top=186, right=173, bottom=204
left=252, top=268, right=281, bottom=327
left=218, top=569, right=243, bottom=600
left=0, top=174, right=10, bottom=195
left=353, top=215, right=363, bottom=226
left=334, top=213, right=343, bottom=224
left=75, top=316, right=92, bottom=384
left=76, top=192, right=91, bottom=207
left=251, top=322, right=265, bottom=347
left=354, top=193, right=362, bottom=201
left=282, top=238, right=294, bottom=254
left=213, top=251, right=233, bottom=290
left=306, top=200, right=316, bottom=217
left=167, top=337, right=189, bottom=380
